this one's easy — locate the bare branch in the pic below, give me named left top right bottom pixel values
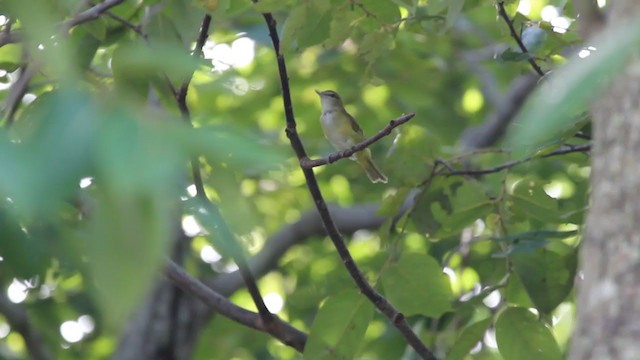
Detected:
left=438, top=143, right=591, bottom=177
left=496, top=1, right=545, bottom=77
left=300, top=113, right=415, bottom=168
left=255, top=3, right=436, bottom=359
left=173, top=15, right=275, bottom=329
left=164, top=261, right=307, bottom=351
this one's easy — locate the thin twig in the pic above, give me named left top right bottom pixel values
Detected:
left=496, top=1, right=545, bottom=77
left=164, top=260, right=307, bottom=351
left=174, top=15, right=275, bottom=327
left=0, top=290, right=53, bottom=360
left=255, top=4, right=436, bottom=359
left=104, top=11, right=146, bottom=38
left=438, top=143, right=591, bottom=177
left=300, top=113, right=415, bottom=168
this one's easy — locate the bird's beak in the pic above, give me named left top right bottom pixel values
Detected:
left=314, top=89, right=321, bottom=96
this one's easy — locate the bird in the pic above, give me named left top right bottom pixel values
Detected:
left=315, top=89, right=388, bottom=183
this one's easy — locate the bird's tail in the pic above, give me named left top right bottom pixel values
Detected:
left=356, top=151, right=388, bottom=183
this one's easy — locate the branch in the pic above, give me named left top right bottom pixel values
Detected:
left=438, top=143, right=591, bottom=176
left=256, top=5, right=436, bottom=359
left=174, top=15, right=275, bottom=330
left=0, top=0, right=125, bottom=48
left=164, top=261, right=307, bottom=351
left=496, top=1, right=545, bottom=77
left=0, top=290, right=53, bottom=360
left=2, top=0, right=126, bottom=125
left=300, top=113, right=415, bottom=168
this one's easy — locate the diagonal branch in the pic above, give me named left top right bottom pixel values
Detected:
left=174, top=14, right=275, bottom=329
left=497, top=1, right=545, bottom=77
left=437, top=143, right=591, bottom=177
left=300, top=112, right=415, bottom=168
left=164, top=260, right=307, bottom=351
left=255, top=4, right=436, bottom=360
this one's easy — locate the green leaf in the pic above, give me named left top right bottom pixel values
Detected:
left=510, top=180, right=560, bottom=223
left=507, top=20, right=640, bottom=150
left=303, top=289, right=374, bottom=360
left=440, top=182, right=493, bottom=234
left=495, top=307, right=562, bottom=360
left=445, top=0, right=465, bottom=31
left=280, top=4, right=307, bottom=51
left=445, top=318, right=492, bottom=360
left=324, top=5, right=358, bottom=47
left=0, top=90, right=97, bottom=216
left=252, top=0, right=291, bottom=13
left=88, top=110, right=179, bottom=329
left=0, top=43, right=21, bottom=72
left=511, top=247, right=577, bottom=314
left=381, top=253, right=453, bottom=317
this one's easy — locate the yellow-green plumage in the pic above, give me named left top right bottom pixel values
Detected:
left=315, top=90, right=388, bottom=183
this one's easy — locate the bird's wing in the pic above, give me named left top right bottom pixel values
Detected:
left=347, top=112, right=364, bottom=136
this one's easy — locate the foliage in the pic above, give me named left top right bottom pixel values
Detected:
left=0, top=0, right=630, bottom=359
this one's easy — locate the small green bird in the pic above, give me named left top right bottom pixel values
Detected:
left=315, top=90, right=388, bottom=183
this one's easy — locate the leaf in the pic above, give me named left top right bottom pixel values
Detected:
left=88, top=110, right=180, bottom=329
left=445, top=318, right=492, bottom=360
left=440, top=182, right=493, bottom=234
left=507, top=19, right=640, bottom=150
left=0, top=90, right=97, bottom=216
left=445, top=0, right=465, bottom=31
left=510, top=179, right=561, bottom=223
left=511, top=247, right=577, bottom=314
left=324, top=5, right=358, bottom=47
left=252, top=0, right=291, bottom=13
left=303, top=289, right=374, bottom=360
left=381, top=253, right=453, bottom=317
left=495, top=307, right=563, bottom=360
left=280, top=4, right=307, bottom=51
left=0, top=43, right=21, bottom=71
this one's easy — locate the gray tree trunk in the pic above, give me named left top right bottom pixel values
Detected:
left=570, top=2, right=640, bottom=358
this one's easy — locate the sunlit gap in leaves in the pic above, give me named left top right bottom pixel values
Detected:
left=59, top=315, right=95, bottom=344
left=484, top=328, right=498, bottom=349
left=541, top=5, right=571, bottom=34
left=7, top=279, right=32, bottom=303
left=516, top=0, right=531, bottom=15
left=202, top=36, right=261, bottom=96
left=79, top=177, right=93, bottom=189
left=578, top=46, right=597, bottom=59
left=0, top=323, right=9, bottom=339
left=263, top=293, right=284, bottom=314
left=182, top=215, right=203, bottom=237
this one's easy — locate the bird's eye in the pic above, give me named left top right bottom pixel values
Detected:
left=328, top=93, right=337, bottom=98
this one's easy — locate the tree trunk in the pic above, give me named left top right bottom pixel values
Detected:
left=570, top=2, right=640, bottom=358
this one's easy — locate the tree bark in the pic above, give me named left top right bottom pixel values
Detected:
left=571, top=2, right=640, bottom=358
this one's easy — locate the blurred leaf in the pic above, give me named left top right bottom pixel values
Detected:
left=445, top=0, right=464, bottom=30
left=511, top=247, right=577, bottom=314
left=507, top=20, right=640, bottom=150
left=0, top=90, right=97, bottom=216
left=252, top=0, right=292, bottom=13
left=0, top=43, right=21, bottom=72
left=303, top=289, right=374, bottom=360
left=89, top=110, right=179, bottom=329
left=495, top=307, right=562, bottom=360
left=280, top=4, right=307, bottom=51
left=445, top=317, right=492, bottom=360
left=0, top=209, right=49, bottom=278
left=510, top=179, right=560, bottom=223
left=381, top=253, right=453, bottom=317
